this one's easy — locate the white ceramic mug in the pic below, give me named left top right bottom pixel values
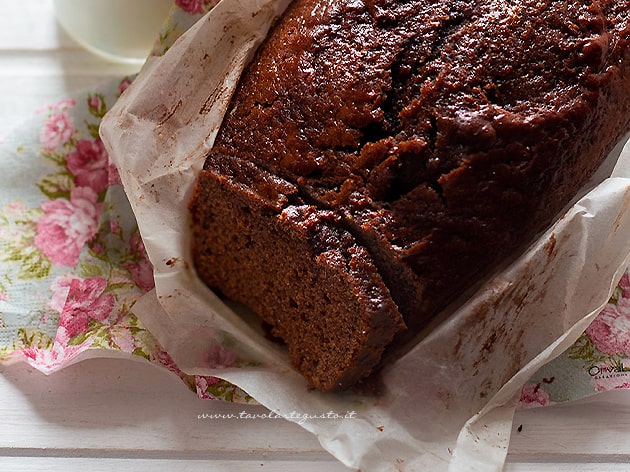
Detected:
left=54, top=0, right=174, bottom=64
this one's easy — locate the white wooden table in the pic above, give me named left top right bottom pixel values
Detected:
left=2, top=2, right=630, bottom=470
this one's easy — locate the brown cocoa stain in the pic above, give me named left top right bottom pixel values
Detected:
left=200, top=85, right=229, bottom=115
left=149, top=183, right=160, bottom=204
left=453, top=291, right=519, bottom=364
left=613, top=190, right=630, bottom=232
left=435, top=387, right=454, bottom=409
left=451, top=229, right=566, bottom=401
left=157, top=99, right=183, bottom=126
left=165, top=257, right=179, bottom=266
left=477, top=377, right=494, bottom=400
left=546, top=232, right=557, bottom=259
left=164, top=257, right=190, bottom=271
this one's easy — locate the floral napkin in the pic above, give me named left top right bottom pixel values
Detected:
left=1, top=0, right=630, bottom=413
left=0, top=1, right=250, bottom=403
left=521, top=269, right=630, bottom=408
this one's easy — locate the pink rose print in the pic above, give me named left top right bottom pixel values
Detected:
left=195, top=375, right=221, bottom=399
left=108, top=160, right=122, bottom=186
left=34, top=186, right=101, bottom=267
left=202, top=343, right=237, bottom=369
left=36, top=98, right=76, bottom=114
left=518, top=383, right=553, bottom=409
left=87, top=93, right=108, bottom=119
left=6, top=200, right=28, bottom=215
left=66, top=138, right=110, bottom=193
left=154, top=349, right=182, bottom=376
left=38, top=111, right=74, bottom=151
left=596, top=380, right=630, bottom=392
left=176, top=0, right=220, bottom=14
left=589, top=362, right=630, bottom=392
left=123, top=232, right=155, bottom=292
left=91, top=241, right=105, bottom=256
left=88, top=95, right=103, bottom=113
left=48, top=274, right=74, bottom=313
left=123, top=259, right=155, bottom=293
left=109, top=327, right=136, bottom=352
left=175, top=0, right=206, bottom=14
left=51, top=98, right=77, bottom=112
left=110, top=219, right=121, bottom=235
left=118, top=78, right=132, bottom=95
left=57, top=276, right=115, bottom=340
left=585, top=274, right=630, bottom=357
left=20, top=341, right=84, bottom=373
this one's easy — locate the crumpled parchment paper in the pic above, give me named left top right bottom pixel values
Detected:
left=100, top=1, right=630, bottom=469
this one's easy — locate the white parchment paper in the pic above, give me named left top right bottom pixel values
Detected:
left=100, top=1, right=630, bottom=469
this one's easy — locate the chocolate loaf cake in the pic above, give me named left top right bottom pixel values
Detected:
left=191, top=0, right=630, bottom=391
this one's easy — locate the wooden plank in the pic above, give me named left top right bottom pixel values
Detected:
left=0, top=358, right=328, bottom=454
left=4, top=357, right=630, bottom=468
left=506, top=464, right=630, bottom=472
left=510, top=390, right=630, bottom=458
left=0, top=457, right=351, bottom=472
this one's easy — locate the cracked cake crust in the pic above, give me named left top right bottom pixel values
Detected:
left=191, top=0, right=630, bottom=390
